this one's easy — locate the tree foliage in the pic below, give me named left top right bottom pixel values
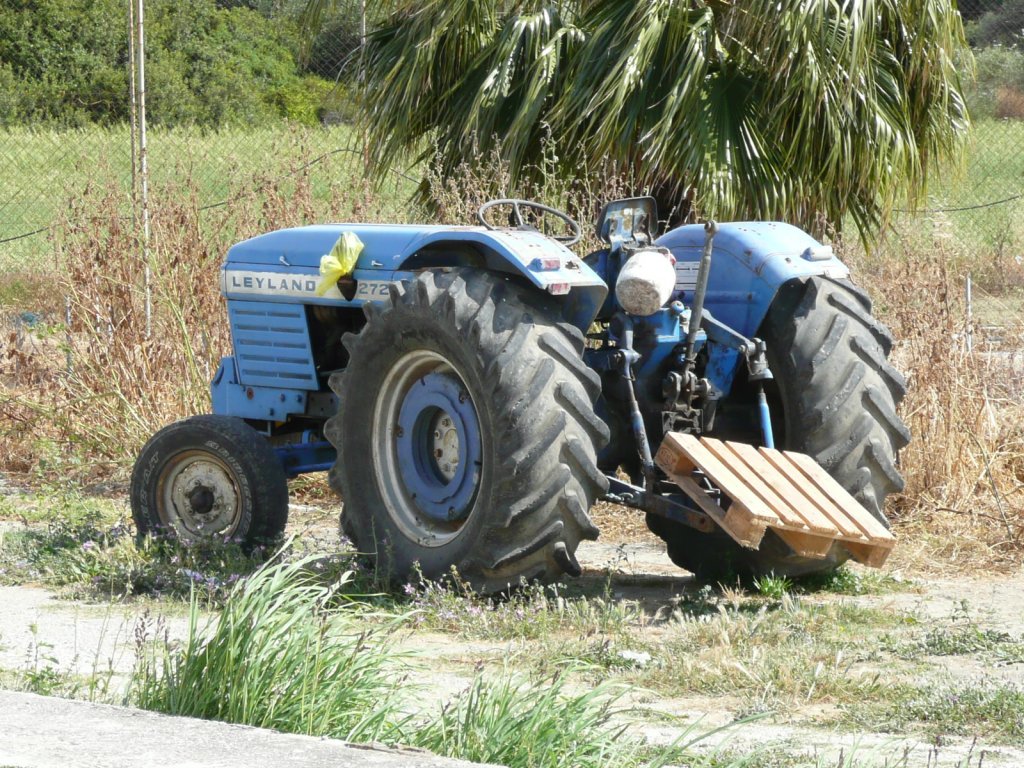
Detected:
left=966, top=0, right=1024, bottom=48
left=357, top=0, right=972, bottom=237
left=0, top=0, right=330, bottom=127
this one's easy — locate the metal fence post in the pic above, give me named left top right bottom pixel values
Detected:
left=135, top=0, right=152, bottom=341
left=966, top=273, right=974, bottom=353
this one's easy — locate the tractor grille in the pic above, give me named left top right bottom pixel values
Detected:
left=227, top=300, right=318, bottom=390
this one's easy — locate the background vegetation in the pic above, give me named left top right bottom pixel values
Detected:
left=0, top=0, right=347, bottom=128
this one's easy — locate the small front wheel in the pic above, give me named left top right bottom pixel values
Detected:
left=130, top=415, right=289, bottom=547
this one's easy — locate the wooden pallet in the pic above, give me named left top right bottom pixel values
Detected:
left=654, top=433, right=895, bottom=568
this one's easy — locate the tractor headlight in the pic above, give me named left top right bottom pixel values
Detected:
left=615, top=248, right=677, bottom=316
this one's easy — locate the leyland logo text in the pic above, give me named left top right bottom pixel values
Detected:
left=229, top=274, right=317, bottom=293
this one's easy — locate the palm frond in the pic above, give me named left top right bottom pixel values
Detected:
left=352, top=0, right=971, bottom=238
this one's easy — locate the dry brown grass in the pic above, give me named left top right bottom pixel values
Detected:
left=846, top=230, right=1024, bottom=571
left=0, top=133, right=402, bottom=486
left=996, top=87, right=1024, bottom=120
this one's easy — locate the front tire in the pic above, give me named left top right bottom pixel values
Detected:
left=649, top=277, right=910, bottom=581
left=130, top=415, right=289, bottom=548
left=326, top=269, right=609, bottom=592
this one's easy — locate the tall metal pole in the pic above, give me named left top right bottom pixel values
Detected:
left=360, top=0, right=369, bottom=172
left=136, top=0, right=151, bottom=339
left=127, top=0, right=138, bottom=224
left=360, top=0, right=366, bottom=53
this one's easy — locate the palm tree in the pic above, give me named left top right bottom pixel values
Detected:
left=348, top=0, right=971, bottom=237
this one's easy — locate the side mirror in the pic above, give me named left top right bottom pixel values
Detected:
left=596, top=197, right=659, bottom=245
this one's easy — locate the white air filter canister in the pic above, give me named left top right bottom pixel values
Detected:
left=615, top=248, right=677, bottom=316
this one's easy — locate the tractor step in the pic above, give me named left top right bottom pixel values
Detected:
left=655, top=433, right=895, bottom=568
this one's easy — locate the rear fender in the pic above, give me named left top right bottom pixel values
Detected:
left=656, top=222, right=850, bottom=339
left=395, top=229, right=608, bottom=331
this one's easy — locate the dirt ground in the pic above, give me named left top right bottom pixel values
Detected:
left=2, top=499, right=1023, bottom=768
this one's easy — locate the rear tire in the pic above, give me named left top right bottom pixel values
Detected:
left=649, top=277, right=910, bottom=581
left=326, top=269, right=609, bottom=592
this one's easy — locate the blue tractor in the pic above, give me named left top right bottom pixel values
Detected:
left=131, top=198, right=908, bottom=588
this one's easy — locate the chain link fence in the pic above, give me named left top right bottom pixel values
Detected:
left=0, top=0, right=379, bottom=286
left=0, top=1, right=1022, bottom=306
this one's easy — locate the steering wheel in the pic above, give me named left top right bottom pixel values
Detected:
left=476, top=198, right=582, bottom=246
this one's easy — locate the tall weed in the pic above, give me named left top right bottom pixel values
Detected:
left=127, top=556, right=766, bottom=767
left=1, top=129, right=408, bottom=482
left=131, top=556, right=408, bottom=742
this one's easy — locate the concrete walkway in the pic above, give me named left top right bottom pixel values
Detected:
left=0, top=690, right=503, bottom=768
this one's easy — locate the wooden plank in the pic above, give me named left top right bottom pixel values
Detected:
left=667, top=472, right=766, bottom=549
left=716, top=442, right=843, bottom=536
left=657, top=434, right=781, bottom=527
left=774, top=529, right=835, bottom=559
left=843, top=539, right=894, bottom=568
left=757, top=448, right=867, bottom=540
left=783, top=451, right=896, bottom=542
left=655, top=433, right=699, bottom=474
left=700, top=438, right=810, bottom=531
left=720, top=442, right=839, bottom=536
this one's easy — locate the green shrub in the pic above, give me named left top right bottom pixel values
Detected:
left=969, top=46, right=1024, bottom=119
left=410, top=674, right=637, bottom=768
left=967, top=0, right=1024, bottom=48
left=270, top=76, right=337, bottom=125
left=0, top=0, right=340, bottom=128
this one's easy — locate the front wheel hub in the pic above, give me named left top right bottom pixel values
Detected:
left=159, top=452, right=241, bottom=538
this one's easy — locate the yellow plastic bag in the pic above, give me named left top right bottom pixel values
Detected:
left=315, top=231, right=364, bottom=296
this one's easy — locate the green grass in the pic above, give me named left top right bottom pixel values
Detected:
left=752, top=574, right=793, bottom=600
left=889, top=118, right=1024, bottom=270
left=848, top=681, right=1024, bottom=746
left=0, top=489, right=124, bottom=526
left=630, top=595, right=913, bottom=711
left=127, top=556, right=762, bottom=768
left=0, top=492, right=287, bottom=602
left=2, top=117, right=1020, bottom=281
left=404, top=571, right=647, bottom=641
left=131, top=557, right=408, bottom=744
left=0, top=122, right=417, bottom=276
left=887, top=623, right=1024, bottom=664
left=794, top=565, right=914, bottom=597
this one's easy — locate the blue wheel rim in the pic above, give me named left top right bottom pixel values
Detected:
left=395, top=372, right=481, bottom=522
left=372, top=350, right=484, bottom=547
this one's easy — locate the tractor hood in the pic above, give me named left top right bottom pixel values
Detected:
left=225, top=224, right=456, bottom=269
left=225, top=223, right=604, bottom=281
